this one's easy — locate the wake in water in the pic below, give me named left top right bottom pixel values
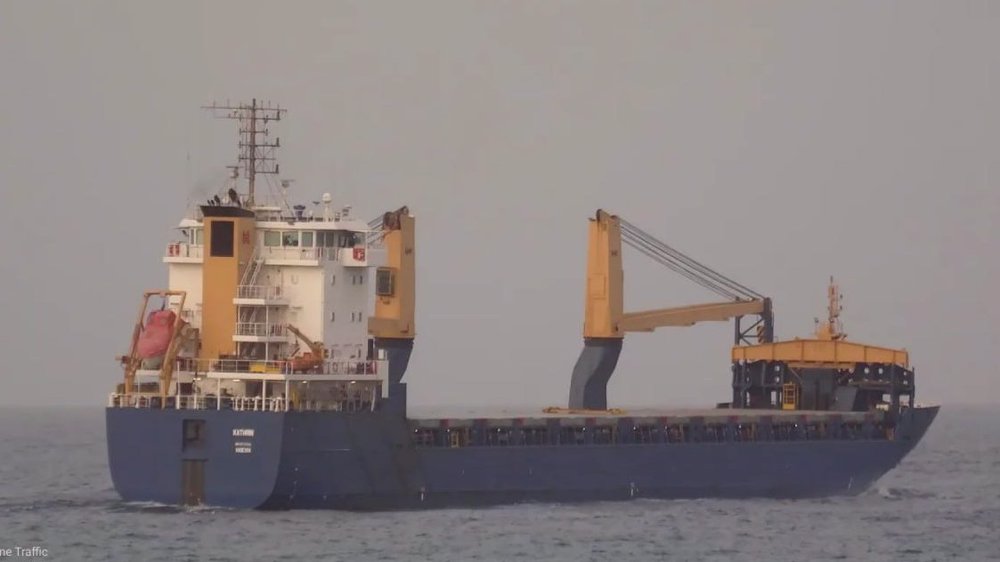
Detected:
left=112, top=500, right=238, bottom=514
left=866, top=486, right=939, bottom=501
left=0, top=495, right=118, bottom=514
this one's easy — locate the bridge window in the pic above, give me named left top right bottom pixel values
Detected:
left=301, top=231, right=315, bottom=247
left=317, top=231, right=338, bottom=247
left=263, top=231, right=281, bottom=246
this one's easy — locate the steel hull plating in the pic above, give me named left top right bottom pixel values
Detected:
left=106, top=406, right=938, bottom=510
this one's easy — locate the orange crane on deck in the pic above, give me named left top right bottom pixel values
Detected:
left=285, top=324, right=326, bottom=373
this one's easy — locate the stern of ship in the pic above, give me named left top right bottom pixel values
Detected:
left=106, top=408, right=285, bottom=509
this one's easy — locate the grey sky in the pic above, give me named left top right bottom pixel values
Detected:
left=1, top=1, right=997, bottom=408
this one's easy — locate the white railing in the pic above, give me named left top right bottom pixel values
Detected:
left=259, top=246, right=345, bottom=262
left=232, top=396, right=287, bottom=412
left=236, top=285, right=285, bottom=300
left=165, top=243, right=203, bottom=259
left=260, top=246, right=323, bottom=261
left=150, top=357, right=384, bottom=376
left=235, top=322, right=287, bottom=337
left=108, top=393, right=377, bottom=413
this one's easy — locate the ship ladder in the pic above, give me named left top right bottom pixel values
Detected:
left=781, top=383, right=799, bottom=410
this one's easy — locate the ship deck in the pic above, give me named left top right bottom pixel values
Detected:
left=407, top=406, right=880, bottom=428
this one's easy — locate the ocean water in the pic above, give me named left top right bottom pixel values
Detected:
left=0, top=406, right=997, bottom=562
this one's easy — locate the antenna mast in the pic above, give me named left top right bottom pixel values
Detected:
left=203, top=99, right=286, bottom=207
left=815, top=276, right=846, bottom=341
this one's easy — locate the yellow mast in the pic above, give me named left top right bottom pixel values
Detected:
left=814, top=276, right=846, bottom=341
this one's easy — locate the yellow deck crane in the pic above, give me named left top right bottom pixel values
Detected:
left=285, top=324, right=326, bottom=373
left=568, top=210, right=773, bottom=410
left=368, top=206, right=416, bottom=388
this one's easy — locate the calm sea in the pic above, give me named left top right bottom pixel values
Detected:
left=0, top=406, right=997, bottom=562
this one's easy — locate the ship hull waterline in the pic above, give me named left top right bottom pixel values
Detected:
left=106, top=405, right=938, bottom=511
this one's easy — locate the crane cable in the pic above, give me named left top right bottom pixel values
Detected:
left=366, top=216, right=385, bottom=245
left=618, top=218, right=764, bottom=301
left=620, top=229, right=742, bottom=300
left=620, top=219, right=761, bottom=299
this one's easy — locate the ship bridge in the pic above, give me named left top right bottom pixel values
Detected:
left=114, top=100, right=412, bottom=416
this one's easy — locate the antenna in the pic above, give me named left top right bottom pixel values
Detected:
left=322, top=192, right=333, bottom=222
left=280, top=179, right=294, bottom=203
left=815, top=276, right=846, bottom=341
left=202, top=99, right=286, bottom=207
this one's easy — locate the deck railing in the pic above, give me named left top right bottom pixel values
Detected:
left=259, top=246, right=323, bottom=261
left=236, top=285, right=285, bottom=300
left=165, top=243, right=203, bottom=259
left=258, top=246, right=344, bottom=262
left=108, top=393, right=377, bottom=413
left=234, top=322, right=287, bottom=337
left=169, top=357, right=383, bottom=376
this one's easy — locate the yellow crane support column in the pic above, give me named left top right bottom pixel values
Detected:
left=570, top=210, right=625, bottom=409
left=584, top=209, right=624, bottom=339
left=368, top=206, right=416, bottom=388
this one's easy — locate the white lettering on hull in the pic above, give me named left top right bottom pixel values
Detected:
left=233, top=428, right=255, bottom=453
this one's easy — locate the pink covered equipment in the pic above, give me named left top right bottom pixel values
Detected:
left=136, top=310, right=177, bottom=359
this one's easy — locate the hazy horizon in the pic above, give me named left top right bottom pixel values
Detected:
left=1, top=1, right=997, bottom=408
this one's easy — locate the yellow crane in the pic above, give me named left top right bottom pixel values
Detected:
left=367, top=206, right=416, bottom=386
left=569, top=210, right=773, bottom=409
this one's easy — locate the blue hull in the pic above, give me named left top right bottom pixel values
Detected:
left=106, top=405, right=938, bottom=510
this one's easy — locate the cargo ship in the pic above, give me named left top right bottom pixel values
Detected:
left=106, top=101, right=938, bottom=509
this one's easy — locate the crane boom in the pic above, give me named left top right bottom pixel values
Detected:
left=285, top=324, right=325, bottom=357
left=621, top=300, right=766, bottom=332
left=583, top=209, right=772, bottom=339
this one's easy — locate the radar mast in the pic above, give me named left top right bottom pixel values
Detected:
left=203, top=99, right=286, bottom=207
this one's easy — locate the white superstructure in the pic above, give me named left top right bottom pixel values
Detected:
left=164, top=200, right=386, bottom=365
left=110, top=101, right=415, bottom=414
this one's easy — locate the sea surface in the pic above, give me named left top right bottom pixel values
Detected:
left=0, top=406, right=997, bottom=562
